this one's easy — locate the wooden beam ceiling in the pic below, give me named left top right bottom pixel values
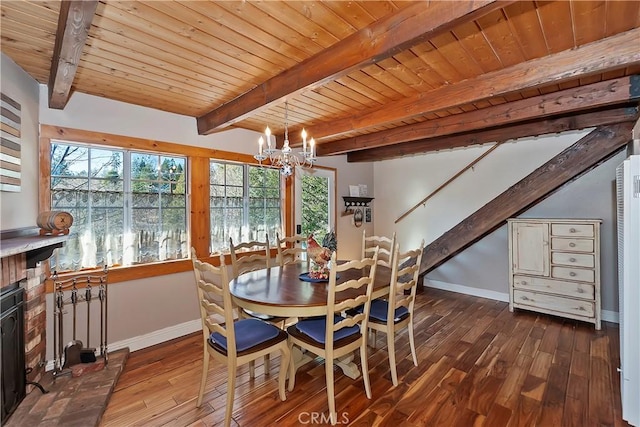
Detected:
left=348, top=106, right=640, bottom=162
left=195, top=0, right=507, bottom=135
left=320, top=75, right=640, bottom=156
left=48, top=0, right=98, bottom=110
left=304, top=28, right=640, bottom=144
left=420, top=121, right=636, bottom=275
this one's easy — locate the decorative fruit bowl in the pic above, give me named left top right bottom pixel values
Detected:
left=308, top=263, right=330, bottom=280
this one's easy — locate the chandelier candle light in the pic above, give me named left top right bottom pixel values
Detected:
left=254, top=101, right=316, bottom=177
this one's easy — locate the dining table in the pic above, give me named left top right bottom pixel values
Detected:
left=229, top=261, right=391, bottom=379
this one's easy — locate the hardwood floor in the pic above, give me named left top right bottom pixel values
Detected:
left=100, top=288, right=628, bottom=426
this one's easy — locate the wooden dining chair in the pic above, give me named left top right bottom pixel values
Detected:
left=275, top=232, right=308, bottom=267
left=362, top=230, right=396, bottom=268
left=230, top=235, right=287, bottom=372
left=360, top=240, right=424, bottom=386
left=287, top=249, right=379, bottom=425
left=229, top=234, right=271, bottom=278
left=191, top=248, right=291, bottom=427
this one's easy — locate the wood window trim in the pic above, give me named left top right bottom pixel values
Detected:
left=39, top=125, right=280, bottom=290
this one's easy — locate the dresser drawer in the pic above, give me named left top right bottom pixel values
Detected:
left=513, top=275, right=594, bottom=299
left=551, top=223, right=594, bottom=238
left=551, top=266, right=595, bottom=283
left=513, top=289, right=594, bottom=317
left=551, top=237, right=594, bottom=252
left=551, top=252, right=594, bottom=268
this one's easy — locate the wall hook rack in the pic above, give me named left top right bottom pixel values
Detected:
left=342, top=197, right=374, bottom=216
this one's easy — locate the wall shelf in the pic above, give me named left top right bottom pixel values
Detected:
left=342, top=197, right=374, bottom=216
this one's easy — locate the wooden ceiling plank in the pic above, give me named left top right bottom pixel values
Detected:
left=1, top=5, right=59, bottom=35
left=321, top=1, right=382, bottom=28
left=319, top=76, right=638, bottom=156
left=4, top=0, right=60, bottom=24
left=536, top=1, right=574, bottom=52
left=347, top=107, right=639, bottom=162
left=82, top=42, right=230, bottom=99
left=420, top=121, right=635, bottom=274
left=425, top=31, right=486, bottom=79
left=571, top=1, right=607, bottom=46
left=358, top=61, right=418, bottom=97
left=196, top=0, right=507, bottom=134
left=306, top=29, right=640, bottom=142
left=48, top=0, right=98, bottom=109
left=502, top=1, right=548, bottom=59
left=604, top=0, right=640, bottom=37
left=212, top=1, right=327, bottom=58
left=182, top=1, right=309, bottom=64
left=336, top=74, right=398, bottom=104
left=279, top=1, right=361, bottom=39
left=77, top=59, right=217, bottom=104
left=452, top=20, right=503, bottom=73
left=376, top=56, right=431, bottom=92
left=250, top=1, right=340, bottom=49
left=97, top=3, right=267, bottom=84
left=476, top=8, right=528, bottom=67
left=409, top=41, right=467, bottom=85
left=84, top=32, right=246, bottom=95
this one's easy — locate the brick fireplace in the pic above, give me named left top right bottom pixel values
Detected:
left=0, top=228, right=67, bottom=422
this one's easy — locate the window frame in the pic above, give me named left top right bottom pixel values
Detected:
left=39, top=125, right=295, bottom=291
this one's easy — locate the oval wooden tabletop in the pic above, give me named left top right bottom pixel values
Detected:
left=229, top=262, right=391, bottom=317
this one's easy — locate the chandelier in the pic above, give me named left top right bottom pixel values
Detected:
left=254, top=101, right=316, bottom=177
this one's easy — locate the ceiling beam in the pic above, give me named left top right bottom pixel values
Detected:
left=420, top=121, right=635, bottom=274
left=304, top=28, right=640, bottom=143
left=48, top=0, right=98, bottom=110
left=320, top=75, right=639, bottom=156
left=196, top=0, right=507, bottom=135
left=347, top=106, right=639, bottom=162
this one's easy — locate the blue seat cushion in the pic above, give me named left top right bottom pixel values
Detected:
left=354, top=300, right=409, bottom=323
left=209, top=318, right=280, bottom=352
left=295, top=314, right=360, bottom=344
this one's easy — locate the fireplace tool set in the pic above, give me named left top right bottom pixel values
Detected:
left=51, top=266, right=108, bottom=377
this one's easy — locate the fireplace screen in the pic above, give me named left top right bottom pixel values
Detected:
left=1, top=284, right=26, bottom=423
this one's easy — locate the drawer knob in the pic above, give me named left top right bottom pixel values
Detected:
left=570, top=228, right=576, bottom=233
left=570, top=258, right=576, bottom=262
left=570, top=272, right=577, bottom=277
left=578, top=287, right=584, bottom=293
left=569, top=243, right=576, bottom=247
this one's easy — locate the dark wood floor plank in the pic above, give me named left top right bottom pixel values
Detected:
left=100, top=289, right=627, bottom=427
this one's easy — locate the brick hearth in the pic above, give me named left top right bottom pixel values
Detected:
left=5, top=348, right=129, bottom=426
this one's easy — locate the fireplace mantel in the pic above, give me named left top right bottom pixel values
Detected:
left=0, top=227, right=68, bottom=267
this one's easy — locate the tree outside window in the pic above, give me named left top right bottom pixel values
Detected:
left=50, top=142, right=187, bottom=271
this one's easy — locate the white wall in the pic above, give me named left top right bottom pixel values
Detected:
left=374, top=129, right=623, bottom=317
left=0, top=54, right=40, bottom=230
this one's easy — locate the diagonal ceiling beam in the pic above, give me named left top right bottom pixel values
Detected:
left=304, top=28, right=640, bottom=144
left=319, top=75, right=639, bottom=156
left=347, top=106, right=639, bottom=162
left=196, top=0, right=508, bottom=135
left=48, top=0, right=98, bottom=110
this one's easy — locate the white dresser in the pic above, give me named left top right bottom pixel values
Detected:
left=507, top=218, right=601, bottom=329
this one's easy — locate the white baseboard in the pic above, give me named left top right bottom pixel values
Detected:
left=425, top=279, right=510, bottom=303
left=424, top=279, right=619, bottom=324
left=46, top=319, right=201, bottom=372
left=109, top=318, right=202, bottom=353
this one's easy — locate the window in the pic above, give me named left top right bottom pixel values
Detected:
left=50, top=142, right=188, bottom=271
left=210, top=161, right=282, bottom=252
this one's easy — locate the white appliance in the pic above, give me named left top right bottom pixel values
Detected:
left=616, top=154, right=640, bottom=427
